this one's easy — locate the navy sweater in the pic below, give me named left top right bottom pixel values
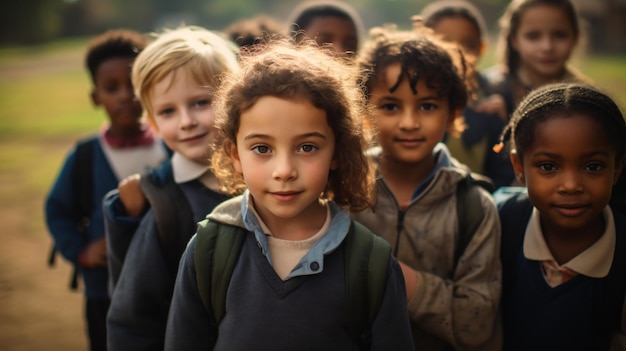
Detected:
left=500, top=194, right=626, bottom=351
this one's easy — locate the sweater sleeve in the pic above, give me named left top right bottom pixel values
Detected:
left=44, top=150, right=88, bottom=263
left=407, top=191, right=502, bottom=349
left=165, top=235, right=216, bottom=351
left=103, top=190, right=142, bottom=290
left=107, top=211, right=175, bottom=351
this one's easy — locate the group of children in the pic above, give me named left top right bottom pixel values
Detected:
left=44, top=0, right=626, bottom=350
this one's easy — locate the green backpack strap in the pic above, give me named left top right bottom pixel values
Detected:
left=194, top=219, right=246, bottom=327
left=454, top=173, right=493, bottom=269
left=344, top=220, right=392, bottom=348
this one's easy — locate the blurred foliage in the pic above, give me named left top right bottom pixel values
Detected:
left=0, top=0, right=513, bottom=45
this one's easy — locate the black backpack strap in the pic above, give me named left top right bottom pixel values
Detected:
left=498, top=192, right=533, bottom=293
left=454, top=173, right=493, bottom=269
left=48, top=137, right=97, bottom=290
left=139, top=173, right=195, bottom=278
left=344, top=220, right=392, bottom=349
left=194, top=220, right=247, bottom=327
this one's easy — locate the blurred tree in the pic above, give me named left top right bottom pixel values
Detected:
left=0, top=0, right=64, bottom=44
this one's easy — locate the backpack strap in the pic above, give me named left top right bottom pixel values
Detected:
left=498, top=192, right=533, bottom=295
left=454, top=173, right=494, bottom=269
left=139, top=173, right=196, bottom=278
left=194, top=218, right=392, bottom=349
left=48, top=137, right=97, bottom=290
left=194, top=219, right=247, bottom=327
left=344, top=220, right=392, bottom=349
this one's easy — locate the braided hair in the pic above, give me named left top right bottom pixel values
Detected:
left=495, top=82, right=626, bottom=212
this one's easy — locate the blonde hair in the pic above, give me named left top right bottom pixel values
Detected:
left=211, top=39, right=375, bottom=210
left=131, top=26, right=239, bottom=118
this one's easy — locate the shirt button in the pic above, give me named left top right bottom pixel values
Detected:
left=310, top=262, right=320, bottom=271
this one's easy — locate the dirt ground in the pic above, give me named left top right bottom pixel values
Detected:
left=0, top=193, right=88, bottom=350
left=0, top=49, right=88, bottom=350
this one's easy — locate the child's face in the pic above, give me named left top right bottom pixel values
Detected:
left=511, top=4, right=577, bottom=80
left=369, top=63, right=454, bottom=168
left=91, top=57, right=142, bottom=131
left=431, top=16, right=482, bottom=63
left=231, top=96, right=337, bottom=231
left=512, top=113, right=623, bottom=235
left=149, top=71, right=216, bottom=165
left=304, top=15, right=358, bottom=55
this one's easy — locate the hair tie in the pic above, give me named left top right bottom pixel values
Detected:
left=492, top=142, right=504, bottom=154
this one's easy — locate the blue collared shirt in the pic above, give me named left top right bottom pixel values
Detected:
left=239, top=191, right=351, bottom=279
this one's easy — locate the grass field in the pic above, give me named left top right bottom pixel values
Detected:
left=0, top=38, right=624, bottom=350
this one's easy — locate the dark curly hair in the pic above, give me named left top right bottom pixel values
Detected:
left=223, top=14, right=287, bottom=51
left=287, top=0, right=364, bottom=48
left=356, top=25, right=470, bottom=134
left=85, top=29, right=148, bottom=85
left=211, top=38, right=374, bottom=211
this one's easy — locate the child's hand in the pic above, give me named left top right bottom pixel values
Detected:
left=399, top=261, right=419, bottom=301
left=473, top=94, right=508, bottom=120
left=118, top=174, right=146, bottom=218
left=78, top=237, right=107, bottom=268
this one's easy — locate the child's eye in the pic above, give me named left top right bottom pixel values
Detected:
left=537, top=163, right=557, bottom=172
left=104, top=85, right=118, bottom=93
left=251, top=145, right=271, bottom=154
left=195, top=99, right=211, bottom=108
left=158, top=108, right=175, bottom=116
left=298, top=144, right=318, bottom=153
left=584, top=162, right=604, bottom=172
left=524, top=32, right=541, bottom=40
left=553, top=31, right=571, bottom=40
left=379, top=103, right=399, bottom=112
left=420, top=103, right=437, bottom=111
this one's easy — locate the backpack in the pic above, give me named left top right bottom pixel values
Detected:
left=48, top=136, right=98, bottom=290
left=138, top=168, right=195, bottom=277
left=193, top=218, right=392, bottom=349
left=452, top=172, right=495, bottom=268
left=48, top=137, right=175, bottom=289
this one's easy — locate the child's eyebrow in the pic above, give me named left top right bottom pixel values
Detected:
left=243, top=132, right=328, bottom=141
left=531, top=150, right=612, bottom=159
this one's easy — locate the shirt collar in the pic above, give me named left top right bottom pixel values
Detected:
left=523, top=206, right=616, bottom=278
left=171, top=152, right=210, bottom=184
left=240, top=190, right=351, bottom=278
left=411, top=142, right=455, bottom=199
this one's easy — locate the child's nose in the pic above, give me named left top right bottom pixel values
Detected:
left=272, top=154, right=297, bottom=181
left=399, top=110, right=420, bottom=130
left=558, top=171, right=584, bottom=194
left=179, top=109, right=198, bottom=129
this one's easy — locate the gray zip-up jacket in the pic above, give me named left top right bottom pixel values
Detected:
left=352, top=145, right=502, bottom=351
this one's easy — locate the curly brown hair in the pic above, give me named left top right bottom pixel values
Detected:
left=211, top=39, right=374, bottom=211
left=356, top=25, right=471, bottom=136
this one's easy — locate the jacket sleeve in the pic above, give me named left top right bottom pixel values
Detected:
left=103, top=190, right=142, bottom=290
left=107, top=211, right=174, bottom=351
left=407, top=191, right=502, bottom=349
left=44, top=150, right=87, bottom=263
left=164, top=235, right=216, bottom=351
left=371, top=256, right=415, bottom=350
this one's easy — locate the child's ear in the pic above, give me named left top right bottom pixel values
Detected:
left=445, top=108, right=462, bottom=136
left=230, top=142, right=243, bottom=174
left=90, top=89, right=100, bottom=107
left=146, top=115, right=159, bottom=132
left=479, top=41, right=487, bottom=57
left=510, top=150, right=525, bottom=185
